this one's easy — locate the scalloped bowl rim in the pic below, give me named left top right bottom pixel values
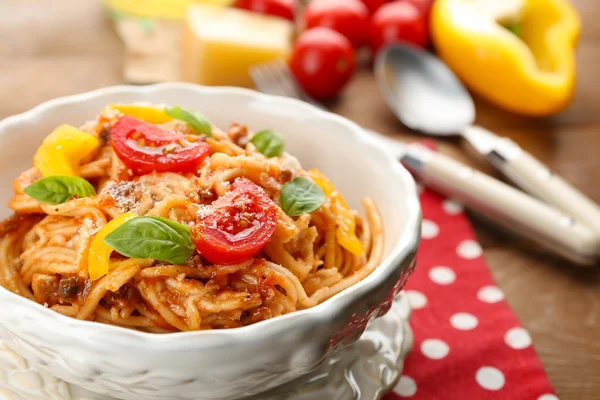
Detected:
left=0, top=83, right=421, bottom=348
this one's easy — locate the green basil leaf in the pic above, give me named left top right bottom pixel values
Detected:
left=280, top=177, right=326, bottom=217
left=250, top=129, right=284, bottom=158
left=104, top=216, right=195, bottom=265
left=24, top=175, right=96, bottom=205
left=165, top=105, right=212, bottom=137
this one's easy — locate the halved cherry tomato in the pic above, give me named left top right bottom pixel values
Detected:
left=111, top=116, right=210, bottom=175
left=234, top=0, right=296, bottom=21
left=191, top=178, right=278, bottom=264
left=304, top=0, right=369, bottom=48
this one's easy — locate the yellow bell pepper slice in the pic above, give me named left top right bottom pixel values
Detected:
left=33, top=125, right=99, bottom=177
left=308, top=169, right=364, bottom=256
left=431, top=0, right=581, bottom=116
left=110, top=104, right=173, bottom=124
left=88, top=212, right=136, bottom=281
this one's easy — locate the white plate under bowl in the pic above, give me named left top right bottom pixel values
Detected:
left=0, top=295, right=412, bottom=400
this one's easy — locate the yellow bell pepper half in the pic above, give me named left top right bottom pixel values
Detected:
left=431, top=0, right=581, bottom=116
left=308, top=169, right=364, bottom=256
left=33, top=125, right=99, bottom=177
left=88, top=212, right=136, bottom=281
left=110, top=104, right=173, bottom=124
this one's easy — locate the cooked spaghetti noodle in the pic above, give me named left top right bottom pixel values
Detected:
left=0, top=105, right=383, bottom=332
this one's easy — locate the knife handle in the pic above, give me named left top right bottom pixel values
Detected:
left=401, top=145, right=599, bottom=265
left=464, top=125, right=600, bottom=238
left=492, top=145, right=600, bottom=237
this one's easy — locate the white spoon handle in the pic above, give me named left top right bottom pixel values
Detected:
left=463, top=125, right=600, bottom=238
left=401, top=145, right=599, bottom=265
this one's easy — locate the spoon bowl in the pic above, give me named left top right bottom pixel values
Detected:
left=374, top=44, right=475, bottom=136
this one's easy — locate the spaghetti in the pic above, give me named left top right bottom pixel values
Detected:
left=0, top=105, right=383, bottom=332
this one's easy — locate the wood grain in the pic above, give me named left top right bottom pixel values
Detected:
left=1, top=1, right=599, bottom=398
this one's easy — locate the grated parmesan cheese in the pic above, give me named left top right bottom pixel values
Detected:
left=106, top=181, right=140, bottom=212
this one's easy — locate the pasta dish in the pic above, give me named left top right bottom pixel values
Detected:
left=0, top=104, right=383, bottom=332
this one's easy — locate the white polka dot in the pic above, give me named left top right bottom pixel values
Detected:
left=394, top=375, right=417, bottom=397
left=420, top=339, right=450, bottom=360
left=429, top=266, right=456, bottom=285
left=477, top=286, right=505, bottom=303
left=406, top=290, right=428, bottom=309
left=443, top=199, right=464, bottom=215
left=505, top=327, right=532, bottom=349
left=450, top=312, right=479, bottom=330
left=457, top=240, right=483, bottom=259
left=421, top=219, right=439, bottom=239
left=538, top=395, right=559, bottom=400
left=475, top=366, right=505, bottom=391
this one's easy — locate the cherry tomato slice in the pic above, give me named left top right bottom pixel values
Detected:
left=191, top=178, right=278, bottom=265
left=111, top=116, right=210, bottom=175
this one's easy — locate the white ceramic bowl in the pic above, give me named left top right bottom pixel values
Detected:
left=0, top=83, right=421, bottom=400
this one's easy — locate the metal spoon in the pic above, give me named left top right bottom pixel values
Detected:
left=374, top=44, right=600, bottom=239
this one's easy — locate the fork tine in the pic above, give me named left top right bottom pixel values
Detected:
left=251, top=60, right=327, bottom=110
left=266, top=61, right=296, bottom=98
left=271, top=61, right=300, bottom=98
left=250, top=64, right=281, bottom=96
left=274, top=60, right=327, bottom=110
left=250, top=61, right=293, bottom=98
left=250, top=65, right=274, bottom=95
left=258, top=62, right=280, bottom=95
left=277, top=61, right=308, bottom=100
left=249, top=66, right=267, bottom=92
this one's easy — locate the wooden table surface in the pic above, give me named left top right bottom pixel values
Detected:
left=1, top=1, right=599, bottom=398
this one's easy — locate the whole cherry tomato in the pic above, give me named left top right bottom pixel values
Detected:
left=111, top=116, right=210, bottom=175
left=369, top=1, right=429, bottom=55
left=234, top=0, right=296, bottom=21
left=191, top=178, right=278, bottom=264
left=290, top=28, right=356, bottom=99
left=303, top=0, right=370, bottom=47
left=360, top=0, right=386, bottom=15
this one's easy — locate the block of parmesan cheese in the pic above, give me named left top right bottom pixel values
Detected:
left=182, top=4, right=294, bottom=87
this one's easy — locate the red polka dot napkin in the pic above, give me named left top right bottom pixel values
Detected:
left=383, top=189, right=557, bottom=400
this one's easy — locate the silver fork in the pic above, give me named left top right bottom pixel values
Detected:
left=250, top=60, right=402, bottom=146
left=250, top=60, right=326, bottom=110
left=249, top=59, right=600, bottom=265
